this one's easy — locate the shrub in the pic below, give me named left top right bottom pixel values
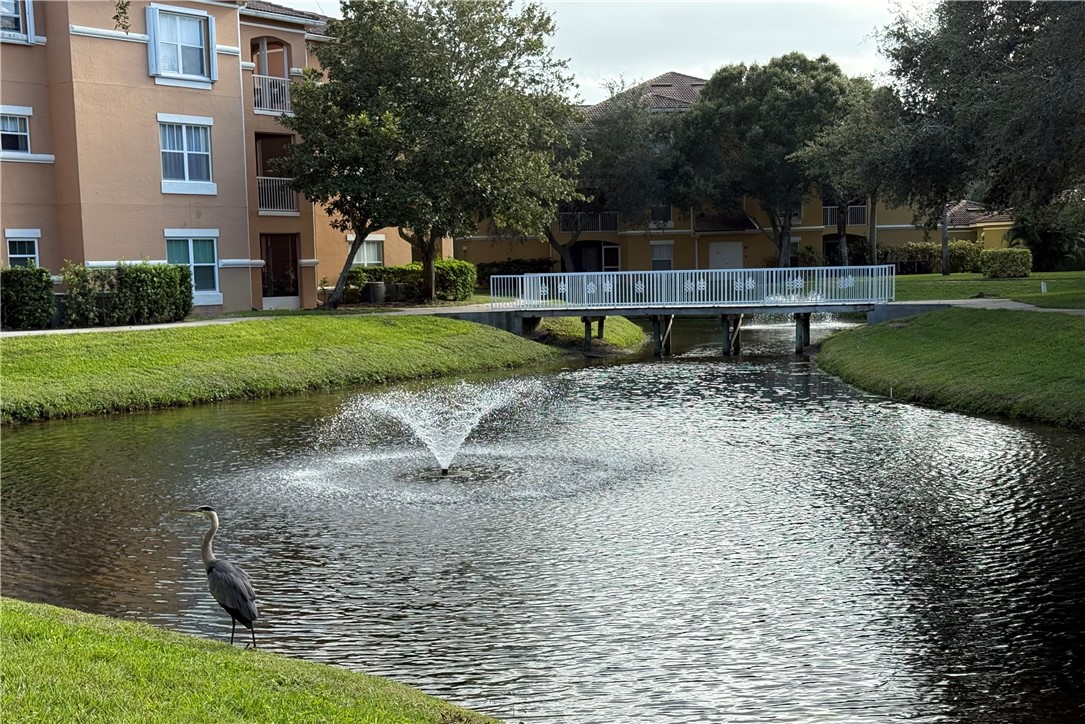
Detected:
left=61, top=261, right=115, bottom=327
left=434, top=258, right=476, bottom=300
left=981, top=247, right=1032, bottom=278
left=476, top=259, right=557, bottom=287
left=342, top=259, right=476, bottom=302
left=879, top=240, right=983, bottom=273
left=60, top=262, right=191, bottom=326
left=0, top=265, right=56, bottom=330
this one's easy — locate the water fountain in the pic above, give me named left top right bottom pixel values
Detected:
left=354, top=379, right=542, bottom=475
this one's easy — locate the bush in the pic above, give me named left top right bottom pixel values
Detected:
left=476, top=258, right=557, bottom=287
left=434, top=258, right=476, bottom=301
left=1, top=265, right=56, bottom=330
left=981, top=248, right=1032, bottom=278
left=60, top=262, right=191, bottom=327
left=342, top=259, right=477, bottom=302
left=879, top=240, right=983, bottom=274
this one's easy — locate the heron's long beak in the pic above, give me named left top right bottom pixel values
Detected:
left=175, top=509, right=202, bottom=516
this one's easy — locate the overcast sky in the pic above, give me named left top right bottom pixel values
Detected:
left=282, top=1, right=903, bottom=104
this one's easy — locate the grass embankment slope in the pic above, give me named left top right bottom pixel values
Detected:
left=532, top=316, right=647, bottom=353
left=817, top=308, right=1085, bottom=428
left=0, top=315, right=565, bottom=423
left=0, top=598, right=498, bottom=724
left=894, top=270, right=1085, bottom=308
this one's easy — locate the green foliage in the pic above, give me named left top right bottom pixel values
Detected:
left=1, top=597, right=500, bottom=723
left=433, top=259, right=477, bottom=301
left=0, top=265, right=56, bottom=331
left=881, top=2, right=1085, bottom=217
left=476, top=258, right=556, bottom=287
left=817, top=308, right=1085, bottom=428
left=60, top=263, right=192, bottom=327
left=980, top=248, right=1032, bottom=279
left=61, top=261, right=113, bottom=327
left=674, top=52, right=852, bottom=265
left=344, top=260, right=476, bottom=302
left=0, top=316, right=564, bottom=423
left=880, top=240, right=983, bottom=273
left=1009, top=197, right=1085, bottom=271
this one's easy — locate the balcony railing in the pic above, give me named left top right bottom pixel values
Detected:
left=253, top=74, right=292, bottom=113
left=257, top=176, right=298, bottom=213
left=558, top=212, right=619, bottom=233
left=822, top=205, right=868, bottom=227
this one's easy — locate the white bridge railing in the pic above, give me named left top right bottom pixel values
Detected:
left=490, top=265, right=895, bottom=310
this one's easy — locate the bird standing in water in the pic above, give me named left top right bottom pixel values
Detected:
left=176, top=506, right=259, bottom=648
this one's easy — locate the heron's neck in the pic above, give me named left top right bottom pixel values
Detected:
left=201, top=513, right=220, bottom=569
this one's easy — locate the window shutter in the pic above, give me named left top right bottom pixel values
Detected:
left=207, top=14, right=218, bottom=82
left=146, top=6, right=160, bottom=76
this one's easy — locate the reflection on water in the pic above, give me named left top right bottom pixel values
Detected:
left=2, top=318, right=1084, bottom=722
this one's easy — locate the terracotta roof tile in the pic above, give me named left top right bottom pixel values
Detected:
left=582, top=71, right=708, bottom=120
left=243, top=1, right=329, bottom=25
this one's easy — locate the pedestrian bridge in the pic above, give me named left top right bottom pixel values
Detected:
left=488, top=265, right=896, bottom=355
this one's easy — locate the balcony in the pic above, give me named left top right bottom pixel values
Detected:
left=257, top=177, right=298, bottom=214
left=822, top=205, right=868, bottom=227
left=558, top=212, right=619, bottom=233
left=253, top=75, right=292, bottom=114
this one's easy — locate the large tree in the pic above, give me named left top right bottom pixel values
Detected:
left=278, top=0, right=582, bottom=306
left=673, top=53, right=852, bottom=267
left=881, top=1, right=1085, bottom=216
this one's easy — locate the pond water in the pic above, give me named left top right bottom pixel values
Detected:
left=3, top=318, right=1084, bottom=723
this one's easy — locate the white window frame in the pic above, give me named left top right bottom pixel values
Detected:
left=0, top=0, right=39, bottom=45
left=649, top=203, right=674, bottom=229
left=349, top=233, right=384, bottom=267
left=146, top=4, right=217, bottom=89
left=158, top=113, right=216, bottom=195
left=0, top=105, right=52, bottom=163
left=5, top=228, right=40, bottom=267
left=650, top=239, right=673, bottom=271
left=165, top=228, right=221, bottom=306
left=790, top=205, right=804, bottom=226
left=1, top=110, right=29, bottom=152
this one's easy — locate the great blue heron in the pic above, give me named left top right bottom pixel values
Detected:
left=177, top=506, right=259, bottom=648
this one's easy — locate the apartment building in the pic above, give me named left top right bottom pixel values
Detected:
left=0, top=0, right=425, bottom=313
left=456, top=72, right=1014, bottom=273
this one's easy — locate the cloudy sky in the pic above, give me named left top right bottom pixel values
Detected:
left=281, top=1, right=903, bottom=104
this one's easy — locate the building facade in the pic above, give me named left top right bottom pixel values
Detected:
left=0, top=0, right=428, bottom=313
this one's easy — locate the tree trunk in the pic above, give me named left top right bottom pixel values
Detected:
left=837, top=202, right=849, bottom=266
left=326, top=225, right=376, bottom=309
left=543, top=226, right=579, bottom=272
left=421, top=229, right=439, bottom=302
left=941, top=202, right=950, bottom=275
left=773, top=214, right=791, bottom=268
left=868, top=189, right=879, bottom=263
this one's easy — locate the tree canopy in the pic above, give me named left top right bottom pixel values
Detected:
left=673, top=53, right=852, bottom=266
left=277, top=0, right=582, bottom=305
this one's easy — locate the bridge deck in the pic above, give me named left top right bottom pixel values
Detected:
left=515, top=303, right=875, bottom=318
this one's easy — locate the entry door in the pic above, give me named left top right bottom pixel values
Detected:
left=708, top=241, right=743, bottom=269
left=260, top=233, right=299, bottom=306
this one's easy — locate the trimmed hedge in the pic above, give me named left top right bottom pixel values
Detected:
left=879, top=240, right=984, bottom=274
left=60, top=261, right=193, bottom=327
left=981, top=247, right=1032, bottom=278
left=345, top=259, right=477, bottom=302
left=476, top=258, right=557, bottom=287
left=1, top=265, right=56, bottom=331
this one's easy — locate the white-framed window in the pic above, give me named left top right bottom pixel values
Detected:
left=790, top=205, right=804, bottom=226
left=147, top=5, right=217, bottom=89
left=1, top=0, right=21, bottom=32
left=5, top=228, right=40, bottom=267
left=1, top=113, right=29, bottom=152
left=165, top=229, right=220, bottom=305
left=158, top=114, right=216, bottom=195
left=350, top=233, right=384, bottom=266
left=650, top=203, right=674, bottom=229
left=650, top=240, right=673, bottom=271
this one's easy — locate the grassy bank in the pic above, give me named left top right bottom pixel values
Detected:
left=1, top=316, right=564, bottom=423
left=532, top=316, right=647, bottom=353
left=894, top=270, right=1085, bottom=308
left=0, top=598, right=498, bottom=724
left=817, top=308, right=1085, bottom=427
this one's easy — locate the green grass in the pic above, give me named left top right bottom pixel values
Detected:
left=0, top=598, right=499, bottom=724
left=893, top=271, right=1085, bottom=307
left=817, top=308, right=1085, bottom=427
left=533, top=316, right=647, bottom=353
left=0, top=316, right=563, bottom=423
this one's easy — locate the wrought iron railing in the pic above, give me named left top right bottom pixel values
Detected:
left=822, top=205, right=868, bottom=227
left=253, top=74, right=291, bottom=113
left=257, top=176, right=298, bottom=212
left=490, top=265, right=895, bottom=310
left=558, top=212, right=619, bottom=233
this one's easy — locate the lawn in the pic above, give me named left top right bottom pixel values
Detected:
left=893, top=270, right=1085, bottom=308
left=532, top=315, right=647, bottom=352
left=0, top=598, right=498, bottom=724
left=1, top=315, right=563, bottom=423
left=817, top=308, right=1085, bottom=428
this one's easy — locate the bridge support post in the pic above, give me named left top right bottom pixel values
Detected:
left=722, top=314, right=743, bottom=355
left=649, top=315, right=674, bottom=357
left=597, top=316, right=605, bottom=339
left=794, top=312, right=811, bottom=353
left=581, top=316, right=592, bottom=352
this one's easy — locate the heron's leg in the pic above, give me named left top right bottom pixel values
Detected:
left=230, top=619, right=236, bottom=645
left=249, top=627, right=257, bottom=649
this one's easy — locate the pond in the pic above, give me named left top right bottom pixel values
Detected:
left=3, top=318, right=1084, bottom=722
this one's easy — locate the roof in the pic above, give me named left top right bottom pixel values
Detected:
left=241, top=1, right=330, bottom=27
left=944, top=199, right=1013, bottom=227
left=582, top=72, right=708, bottom=120
left=694, top=212, right=757, bottom=233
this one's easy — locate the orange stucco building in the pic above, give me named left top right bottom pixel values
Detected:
left=1, top=0, right=431, bottom=312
